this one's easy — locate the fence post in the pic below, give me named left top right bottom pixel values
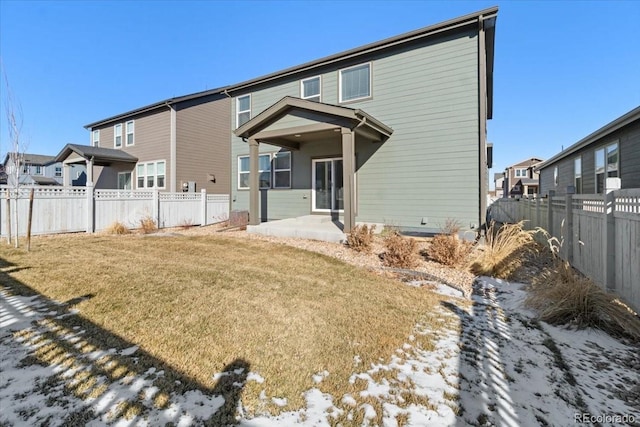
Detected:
left=603, top=190, right=616, bottom=292
left=565, top=193, right=573, bottom=263
left=86, top=184, right=94, bottom=233
left=153, top=190, right=160, bottom=228
left=201, top=189, right=207, bottom=226
left=535, top=198, right=541, bottom=230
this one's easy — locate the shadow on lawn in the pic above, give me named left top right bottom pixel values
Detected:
left=0, top=256, right=249, bottom=426
left=442, top=280, right=523, bottom=426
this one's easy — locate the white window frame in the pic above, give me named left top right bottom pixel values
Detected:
left=34, top=165, right=43, bottom=175
left=273, top=152, right=291, bottom=189
left=114, top=123, right=122, bottom=148
left=136, top=160, right=166, bottom=189
left=236, top=95, right=251, bottom=127
left=92, top=129, right=100, bottom=147
left=238, top=154, right=271, bottom=190
left=553, top=166, right=559, bottom=187
left=301, top=76, right=321, bottom=102
left=574, top=156, right=582, bottom=194
left=126, top=120, right=135, bottom=146
left=118, top=172, right=132, bottom=190
left=339, top=62, right=372, bottom=103
left=606, top=142, right=618, bottom=178
left=54, top=166, right=62, bottom=178
left=515, top=168, right=528, bottom=178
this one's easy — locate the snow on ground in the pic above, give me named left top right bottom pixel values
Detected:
left=1, top=278, right=639, bottom=426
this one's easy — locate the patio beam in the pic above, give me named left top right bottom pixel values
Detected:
left=342, top=127, right=355, bottom=233
left=249, top=138, right=260, bottom=225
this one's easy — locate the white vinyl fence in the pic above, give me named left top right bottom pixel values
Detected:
left=0, top=186, right=230, bottom=237
left=490, top=189, right=640, bottom=313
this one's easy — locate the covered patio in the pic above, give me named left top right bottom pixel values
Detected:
left=53, top=144, right=138, bottom=188
left=234, top=96, right=392, bottom=234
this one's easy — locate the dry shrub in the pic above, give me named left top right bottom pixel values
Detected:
left=527, top=261, right=640, bottom=339
left=178, top=219, right=195, bottom=230
left=139, top=216, right=157, bottom=234
left=105, top=221, right=130, bottom=235
left=382, top=232, right=418, bottom=268
left=426, top=219, right=473, bottom=267
left=470, top=221, right=537, bottom=279
left=347, top=224, right=376, bottom=253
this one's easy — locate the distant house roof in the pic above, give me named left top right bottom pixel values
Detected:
left=31, top=176, right=61, bottom=186
left=536, top=105, right=640, bottom=171
left=494, top=172, right=504, bottom=180
left=2, top=153, right=56, bottom=166
left=53, top=144, right=138, bottom=165
left=85, top=6, right=498, bottom=129
left=508, top=158, right=544, bottom=169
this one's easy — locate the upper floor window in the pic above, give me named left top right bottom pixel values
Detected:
left=55, top=166, right=62, bottom=178
left=22, top=164, right=29, bottom=174
left=553, top=166, right=559, bottom=187
left=34, top=165, right=43, bottom=175
left=114, top=123, right=122, bottom=148
left=237, top=95, right=251, bottom=127
left=126, top=120, right=135, bottom=146
left=301, top=76, right=321, bottom=102
left=339, top=63, right=371, bottom=103
left=515, top=168, right=528, bottom=178
left=574, top=157, right=582, bottom=194
left=92, top=130, right=100, bottom=147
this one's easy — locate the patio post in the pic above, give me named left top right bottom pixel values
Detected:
left=341, top=127, right=355, bottom=233
left=249, top=138, right=260, bottom=225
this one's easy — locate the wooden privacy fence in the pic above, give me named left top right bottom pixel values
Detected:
left=0, top=186, right=230, bottom=236
left=490, top=189, right=640, bottom=313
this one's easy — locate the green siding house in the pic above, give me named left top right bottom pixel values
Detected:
left=227, top=7, right=497, bottom=235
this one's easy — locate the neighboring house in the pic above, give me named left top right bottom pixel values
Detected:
left=537, top=106, right=640, bottom=196
left=230, top=7, right=498, bottom=234
left=502, top=158, right=543, bottom=198
left=69, top=91, right=230, bottom=193
left=494, top=172, right=505, bottom=198
left=1, top=153, right=85, bottom=186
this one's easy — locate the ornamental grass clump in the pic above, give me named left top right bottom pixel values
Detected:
left=426, top=219, right=474, bottom=267
left=470, top=221, right=537, bottom=279
left=105, top=221, right=131, bottom=235
left=347, top=224, right=376, bottom=253
left=139, top=216, right=157, bottom=234
left=527, top=261, right=640, bottom=339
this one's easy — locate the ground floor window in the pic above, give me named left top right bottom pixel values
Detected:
left=118, top=172, right=132, bottom=190
left=136, top=161, right=166, bottom=189
left=238, top=152, right=291, bottom=190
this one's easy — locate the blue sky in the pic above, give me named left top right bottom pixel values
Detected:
left=1, top=0, right=639, bottom=185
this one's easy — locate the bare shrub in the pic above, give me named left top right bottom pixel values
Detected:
left=427, top=234, right=473, bottom=267
left=178, top=219, right=195, bottom=230
left=139, top=216, right=157, bottom=234
left=347, top=224, right=376, bottom=253
left=426, top=219, right=473, bottom=267
left=105, top=221, right=130, bottom=235
left=527, top=261, right=640, bottom=339
left=470, top=221, right=537, bottom=279
left=382, top=232, right=418, bottom=268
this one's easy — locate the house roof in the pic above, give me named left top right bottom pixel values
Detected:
left=507, top=158, right=544, bottom=169
left=85, top=7, right=498, bottom=129
left=53, top=144, right=138, bottom=165
left=30, top=176, right=61, bottom=186
left=494, top=172, right=504, bottom=180
left=2, top=153, right=56, bottom=166
left=234, top=96, right=393, bottom=144
left=536, top=105, right=640, bottom=171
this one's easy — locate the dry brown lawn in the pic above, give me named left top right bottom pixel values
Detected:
left=0, top=232, right=443, bottom=417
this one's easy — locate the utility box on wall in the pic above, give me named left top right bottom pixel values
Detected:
left=182, top=181, right=197, bottom=192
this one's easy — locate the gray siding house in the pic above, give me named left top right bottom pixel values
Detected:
left=69, top=92, right=231, bottom=193
left=502, top=158, right=543, bottom=198
left=2, top=153, right=86, bottom=186
left=230, top=7, right=497, bottom=234
left=538, top=106, right=640, bottom=196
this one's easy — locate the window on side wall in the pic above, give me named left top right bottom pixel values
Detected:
left=136, top=161, right=166, bottom=189
left=55, top=166, right=62, bottom=178
left=339, top=63, right=371, bottom=103
left=301, top=76, right=321, bottom=102
left=237, top=95, right=251, bottom=127
left=606, top=142, right=618, bottom=178
left=273, top=152, right=291, bottom=189
left=114, top=123, right=122, bottom=148
left=515, top=168, right=528, bottom=178
left=574, top=157, right=582, bottom=194
left=238, top=154, right=271, bottom=189
left=34, top=165, right=42, bottom=175
left=553, top=166, right=559, bottom=187
left=595, top=148, right=605, bottom=193
left=126, top=120, right=135, bottom=146
left=92, top=129, right=100, bottom=147
left=118, top=172, right=132, bottom=190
